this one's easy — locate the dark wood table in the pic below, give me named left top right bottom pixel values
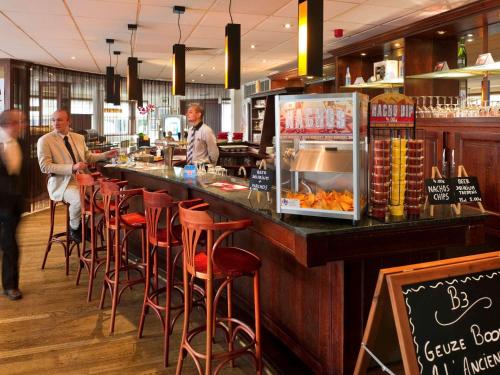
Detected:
left=99, top=164, right=487, bottom=374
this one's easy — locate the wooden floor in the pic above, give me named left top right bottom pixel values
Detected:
left=0, top=208, right=263, bottom=374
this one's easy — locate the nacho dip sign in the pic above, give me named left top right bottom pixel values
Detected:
left=370, top=93, right=415, bottom=128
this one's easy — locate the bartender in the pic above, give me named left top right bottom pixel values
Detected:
left=185, top=103, right=219, bottom=165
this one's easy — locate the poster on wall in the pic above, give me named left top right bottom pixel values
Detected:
left=279, top=98, right=353, bottom=136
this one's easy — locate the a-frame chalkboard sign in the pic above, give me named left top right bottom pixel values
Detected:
left=354, top=251, right=500, bottom=375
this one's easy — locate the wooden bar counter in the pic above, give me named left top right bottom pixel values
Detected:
left=99, top=163, right=486, bottom=374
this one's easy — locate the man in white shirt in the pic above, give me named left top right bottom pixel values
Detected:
left=0, top=109, right=26, bottom=300
left=185, top=103, right=219, bottom=165
left=37, top=109, right=117, bottom=243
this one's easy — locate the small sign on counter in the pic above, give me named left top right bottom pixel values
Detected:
left=424, top=178, right=453, bottom=205
left=183, top=164, right=197, bottom=178
left=249, top=168, right=274, bottom=192
left=452, top=176, right=482, bottom=203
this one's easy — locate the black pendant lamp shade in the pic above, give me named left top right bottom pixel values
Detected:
left=297, top=0, right=323, bottom=77
left=225, top=23, right=240, bottom=89
left=172, top=44, right=186, bottom=96
left=105, top=66, right=115, bottom=103
left=127, top=56, right=139, bottom=101
left=113, top=75, right=121, bottom=105
left=137, top=79, right=143, bottom=107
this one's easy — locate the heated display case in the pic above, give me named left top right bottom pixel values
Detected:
left=275, top=93, right=369, bottom=222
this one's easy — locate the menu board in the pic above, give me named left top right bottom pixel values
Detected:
left=249, top=168, right=273, bottom=192
left=279, top=98, right=353, bottom=136
left=425, top=177, right=482, bottom=205
left=425, top=178, right=453, bottom=205
left=401, top=269, right=500, bottom=375
left=453, top=177, right=482, bottom=203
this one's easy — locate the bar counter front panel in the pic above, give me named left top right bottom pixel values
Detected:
left=99, top=164, right=486, bottom=375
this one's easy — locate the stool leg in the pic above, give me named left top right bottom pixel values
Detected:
left=164, top=246, right=173, bottom=367
left=65, top=204, right=70, bottom=276
left=99, top=226, right=112, bottom=310
left=254, top=270, right=262, bottom=375
left=76, top=215, right=86, bottom=286
left=137, top=241, right=151, bottom=339
left=41, top=200, right=57, bottom=270
left=205, top=278, right=214, bottom=375
left=176, top=269, right=192, bottom=375
left=109, top=227, right=121, bottom=333
left=227, top=278, right=234, bottom=368
left=87, top=213, right=97, bottom=302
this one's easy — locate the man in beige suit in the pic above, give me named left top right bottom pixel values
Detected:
left=37, top=109, right=117, bottom=243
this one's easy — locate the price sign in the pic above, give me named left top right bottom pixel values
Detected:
left=249, top=168, right=273, bottom=192
left=452, top=177, right=482, bottom=203
left=424, top=178, right=454, bottom=204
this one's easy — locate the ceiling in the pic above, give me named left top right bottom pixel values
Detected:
left=0, top=0, right=477, bottom=85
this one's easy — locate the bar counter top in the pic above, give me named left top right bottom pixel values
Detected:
left=103, top=162, right=485, bottom=263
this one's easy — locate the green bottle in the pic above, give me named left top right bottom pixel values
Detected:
left=457, top=37, right=467, bottom=68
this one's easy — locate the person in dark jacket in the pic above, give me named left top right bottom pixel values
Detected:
left=0, top=109, right=27, bottom=300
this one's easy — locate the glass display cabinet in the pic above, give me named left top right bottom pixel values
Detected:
left=275, top=93, right=369, bottom=222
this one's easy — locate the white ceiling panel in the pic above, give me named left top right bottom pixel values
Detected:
left=65, top=0, right=137, bottom=20
left=0, top=0, right=67, bottom=15
left=184, top=37, right=225, bottom=49
left=253, top=16, right=296, bottom=33
left=141, top=0, right=215, bottom=11
left=332, top=5, right=413, bottom=25
left=140, top=5, right=205, bottom=25
left=211, top=0, right=291, bottom=15
left=199, top=11, right=266, bottom=30
left=242, top=30, right=293, bottom=44
left=188, top=25, right=225, bottom=40
left=324, top=1, right=360, bottom=20
left=4, top=13, right=80, bottom=39
left=364, top=0, right=434, bottom=9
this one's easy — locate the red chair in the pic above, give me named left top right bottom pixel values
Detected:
left=99, top=180, right=147, bottom=333
left=138, top=191, right=205, bottom=366
left=176, top=202, right=262, bottom=375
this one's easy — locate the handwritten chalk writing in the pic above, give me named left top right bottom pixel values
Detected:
left=432, top=363, right=450, bottom=375
left=470, top=324, right=500, bottom=346
left=435, top=297, right=493, bottom=327
left=463, top=351, right=500, bottom=374
left=424, top=339, right=467, bottom=362
left=448, top=286, right=469, bottom=310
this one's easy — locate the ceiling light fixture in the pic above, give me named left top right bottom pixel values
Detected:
left=298, top=0, right=323, bottom=78
left=127, top=24, right=139, bottom=101
left=200, top=73, right=204, bottom=77
left=191, top=79, right=195, bottom=82
left=137, top=60, right=143, bottom=107
left=360, top=52, right=366, bottom=56
left=71, top=56, right=76, bottom=60
left=466, top=38, right=474, bottom=42
left=437, top=30, right=446, bottom=35
left=262, top=59, right=267, bottom=63
left=105, top=38, right=115, bottom=104
left=250, top=44, right=256, bottom=49
left=225, top=0, right=241, bottom=89
left=467, top=33, right=474, bottom=37
left=394, top=42, right=401, bottom=48
left=284, top=23, right=292, bottom=29
left=113, top=51, right=121, bottom=105
left=172, top=6, right=186, bottom=96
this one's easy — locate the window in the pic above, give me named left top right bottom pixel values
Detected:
left=221, top=99, right=232, bottom=132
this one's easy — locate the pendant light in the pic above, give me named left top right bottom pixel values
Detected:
left=225, top=0, right=240, bottom=89
left=297, top=0, right=323, bottom=77
left=172, top=6, right=186, bottom=96
left=105, top=38, right=115, bottom=103
left=113, top=51, right=121, bottom=105
left=137, top=60, right=143, bottom=108
left=127, top=24, right=139, bottom=101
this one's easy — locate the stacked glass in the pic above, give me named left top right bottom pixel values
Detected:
left=370, top=140, right=391, bottom=219
left=390, top=138, right=407, bottom=217
left=405, top=140, right=424, bottom=217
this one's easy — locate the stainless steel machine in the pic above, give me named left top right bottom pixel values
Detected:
left=275, top=93, right=369, bottom=222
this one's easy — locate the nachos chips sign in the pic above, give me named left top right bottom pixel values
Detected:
left=370, top=93, right=415, bottom=128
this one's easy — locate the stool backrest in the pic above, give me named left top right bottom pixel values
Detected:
left=76, top=173, right=98, bottom=214
left=143, top=189, right=175, bottom=246
left=100, top=180, right=121, bottom=226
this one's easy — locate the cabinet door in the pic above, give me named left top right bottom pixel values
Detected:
left=454, top=131, right=500, bottom=214
left=423, top=129, right=443, bottom=178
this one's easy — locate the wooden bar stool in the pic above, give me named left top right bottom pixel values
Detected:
left=75, top=173, right=111, bottom=302
left=99, top=180, right=147, bottom=333
left=137, top=190, right=189, bottom=366
left=176, top=202, right=262, bottom=375
left=41, top=198, right=80, bottom=276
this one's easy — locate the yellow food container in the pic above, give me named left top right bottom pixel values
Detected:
left=390, top=205, right=405, bottom=216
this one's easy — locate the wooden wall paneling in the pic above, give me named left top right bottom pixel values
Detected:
left=432, top=36, right=460, bottom=97
left=454, top=131, right=500, bottom=214
left=404, top=36, right=434, bottom=96
left=421, top=127, right=444, bottom=177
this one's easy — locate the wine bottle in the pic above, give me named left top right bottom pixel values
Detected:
left=345, top=66, right=351, bottom=86
left=457, top=37, right=467, bottom=68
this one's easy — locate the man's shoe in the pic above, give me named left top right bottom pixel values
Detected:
left=4, top=289, right=22, bottom=301
left=70, top=226, right=82, bottom=244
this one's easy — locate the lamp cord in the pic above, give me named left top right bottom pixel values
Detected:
left=229, top=0, right=233, bottom=23
left=130, top=29, right=135, bottom=57
left=108, top=43, right=111, bottom=66
left=177, top=12, right=182, bottom=44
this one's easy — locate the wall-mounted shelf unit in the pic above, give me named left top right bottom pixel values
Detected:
left=407, top=62, right=500, bottom=79
left=341, top=78, right=404, bottom=89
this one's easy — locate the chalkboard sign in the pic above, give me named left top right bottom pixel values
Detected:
left=425, top=178, right=453, bottom=205
left=402, top=269, right=500, bottom=375
left=249, top=168, right=274, bottom=192
left=452, top=177, right=482, bottom=203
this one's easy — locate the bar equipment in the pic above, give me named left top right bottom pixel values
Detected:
left=275, top=93, right=369, bottom=222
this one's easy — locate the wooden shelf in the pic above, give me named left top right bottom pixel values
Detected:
left=341, top=78, right=404, bottom=89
